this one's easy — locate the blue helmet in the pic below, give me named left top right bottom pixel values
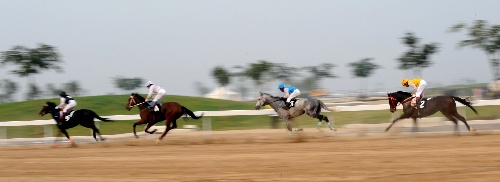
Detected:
left=278, top=83, right=285, bottom=89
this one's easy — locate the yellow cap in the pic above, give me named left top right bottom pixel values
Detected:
left=401, top=78, right=409, bottom=86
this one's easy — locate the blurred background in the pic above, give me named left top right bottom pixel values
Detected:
left=0, top=1, right=499, bottom=139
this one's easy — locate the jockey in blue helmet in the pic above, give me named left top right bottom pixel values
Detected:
left=278, top=83, right=301, bottom=109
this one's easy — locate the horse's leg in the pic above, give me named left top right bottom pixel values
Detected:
left=60, top=129, right=74, bottom=144
left=451, top=110, right=474, bottom=131
left=157, top=119, right=173, bottom=144
left=412, top=118, right=419, bottom=133
left=385, top=108, right=414, bottom=132
left=133, top=120, right=146, bottom=138
left=284, top=118, right=292, bottom=131
left=91, top=126, right=105, bottom=142
left=172, top=120, right=178, bottom=129
left=443, top=113, right=460, bottom=135
left=144, top=123, right=157, bottom=134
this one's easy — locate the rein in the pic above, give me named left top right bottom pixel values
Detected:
left=127, top=96, right=147, bottom=109
left=389, top=95, right=414, bottom=107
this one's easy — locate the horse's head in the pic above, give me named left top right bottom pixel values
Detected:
left=39, top=101, right=57, bottom=116
left=255, top=91, right=270, bottom=110
left=387, top=91, right=413, bottom=113
left=126, top=93, right=146, bottom=111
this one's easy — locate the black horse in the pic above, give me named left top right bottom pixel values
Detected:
left=386, top=91, right=478, bottom=134
left=39, top=101, right=112, bottom=145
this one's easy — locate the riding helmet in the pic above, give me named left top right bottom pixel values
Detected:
left=59, top=91, right=67, bottom=97
left=278, top=83, right=285, bottom=89
left=146, top=81, right=153, bottom=87
left=401, top=78, right=409, bottom=86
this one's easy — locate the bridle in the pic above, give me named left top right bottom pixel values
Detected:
left=388, top=95, right=413, bottom=110
left=127, top=95, right=147, bottom=109
left=259, top=95, right=281, bottom=106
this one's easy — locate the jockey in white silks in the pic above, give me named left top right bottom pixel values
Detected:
left=145, top=81, right=166, bottom=111
left=278, top=83, right=301, bottom=110
left=401, top=78, right=428, bottom=107
left=56, top=91, right=77, bottom=125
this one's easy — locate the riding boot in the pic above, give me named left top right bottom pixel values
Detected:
left=149, top=102, right=156, bottom=112
left=283, top=102, right=291, bottom=110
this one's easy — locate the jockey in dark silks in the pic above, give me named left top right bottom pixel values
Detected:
left=278, top=83, right=301, bottom=110
left=56, top=91, right=77, bottom=125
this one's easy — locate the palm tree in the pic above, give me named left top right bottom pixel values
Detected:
left=1, top=44, right=63, bottom=100
left=302, top=63, right=337, bottom=90
left=397, top=32, right=439, bottom=77
left=348, top=58, right=380, bottom=93
left=449, top=20, right=500, bottom=80
left=244, top=60, right=274, bottom=91
left=211, top=66, right=231, bottom=87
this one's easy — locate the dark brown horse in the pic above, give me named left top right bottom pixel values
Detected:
left=385, top=91, right=478, bottom=134
left=39, top=101, right=111, bottom=145
left=125, top=93, right=203, bottom=143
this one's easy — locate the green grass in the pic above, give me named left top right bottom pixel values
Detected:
left=0, top=94, right=498, bottom=138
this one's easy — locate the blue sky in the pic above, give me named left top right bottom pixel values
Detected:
left=1, top=0, right=499, bottom=100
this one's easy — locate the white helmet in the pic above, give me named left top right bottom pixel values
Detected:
left=146, top=81, right=153, bottom=87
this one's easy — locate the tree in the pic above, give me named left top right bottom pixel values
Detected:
left=1, top=44, right=63, bottom=100
left=348, top=58, right=380, bottom=92
left=244, top=60, right=274, bottom=90
left=269, top=64, right=298, bottom=83
left=211, top=66, right=231, bottom=87
left=397, top=32, right=439, bottom=77
left=63, top=80, right=84, bottom=96
left=302, top=63, right=337, bottom=90
left=25, top=83, right=41, bottom=100
left=113, top=77, right=144, bottom=93
left=0, top=79, right=18, bottom=103
left=449, top=20, right=500, bottom=80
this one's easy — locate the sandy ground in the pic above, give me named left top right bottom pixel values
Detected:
left=1, top=129, right=500, bottom=182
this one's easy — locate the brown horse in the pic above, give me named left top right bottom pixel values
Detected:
left=385, top=91, right=478, bottom=134
left=125, top=93, right=203, bottom=143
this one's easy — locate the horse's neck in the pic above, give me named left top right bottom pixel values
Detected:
left=266, top=97, right=284, bottom=111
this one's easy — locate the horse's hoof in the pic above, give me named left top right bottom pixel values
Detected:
left=471, top=128, right=477, bottom=132
left=156, top=139, right=161, bottom=144
left=134, top=135, right=139, bottom=139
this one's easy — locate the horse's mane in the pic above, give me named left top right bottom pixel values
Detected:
left=46, top=101, right=57, bottom=107
left=131, top=93, right=146, bottom=101
left=391, top=91, right=412, bottom=98
left=260, top=92, right=281, bottom=99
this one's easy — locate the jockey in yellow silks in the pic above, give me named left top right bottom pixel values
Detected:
left=401, top=78, right=428, bottom=107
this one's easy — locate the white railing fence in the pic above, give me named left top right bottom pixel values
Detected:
left=0, top=99, right=498, bottom=141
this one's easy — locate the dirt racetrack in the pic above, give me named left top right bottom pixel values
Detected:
left=1, top=129, right=500, bottom=182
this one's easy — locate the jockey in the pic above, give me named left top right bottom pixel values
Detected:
left=56, top=91, right=77, bottom=125
left=145, top=81, right=166, bottom=111
left=278, top=83, right=301, bottom=109
left=401, top=78, right=428, bottom=107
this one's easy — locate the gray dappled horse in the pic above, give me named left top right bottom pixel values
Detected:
left=255, top=92, right=337, bottom=131
left=386, top=91, right=478, bottom=134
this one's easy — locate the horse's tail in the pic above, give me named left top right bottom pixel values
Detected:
left=93, top=111, right=112, bottom=122
left=182, top=106, right=204, bottom=120
left=452, top=96, right=478, bottom=114
left=319, top=100, right=338, bottom=112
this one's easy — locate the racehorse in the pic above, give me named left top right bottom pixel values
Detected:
left=255, top=91, right=337, bottom=132
left=39, top=101, right=111, bottom=145
left=386, top=91, right=478, bottom=134
left=125, top=93, right=203, bottom=143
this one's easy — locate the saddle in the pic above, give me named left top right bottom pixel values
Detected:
left=59, top=110, right=75, bottom=121
left=148, top=101, right=162, bottom=112
left=280, top=98, right=298, bottom=109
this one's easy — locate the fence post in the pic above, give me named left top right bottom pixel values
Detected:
left=0, top=127, right=6, bottom=145
left=44, top=125, right=53, bottom=144
left=203, top=118, right=212, bottom=137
